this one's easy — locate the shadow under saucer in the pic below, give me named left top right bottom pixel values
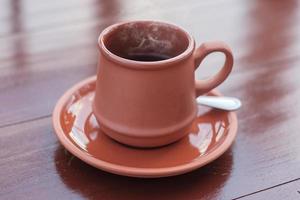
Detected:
left=54, top=145, right=233, bottom=200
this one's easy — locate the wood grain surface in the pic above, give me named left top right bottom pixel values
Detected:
left=1, top=0, right=300, bottom=199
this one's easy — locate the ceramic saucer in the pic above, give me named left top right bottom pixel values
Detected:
left=53, top=76, right=238, bottom=178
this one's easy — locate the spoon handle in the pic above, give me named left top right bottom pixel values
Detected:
left=196, top=96, right=242, bottom=111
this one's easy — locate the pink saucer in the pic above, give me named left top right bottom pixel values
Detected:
left=53, top=76, right=238, bottom=178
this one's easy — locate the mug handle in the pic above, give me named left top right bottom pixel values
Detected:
left=194, top=41, right=234, bottom=97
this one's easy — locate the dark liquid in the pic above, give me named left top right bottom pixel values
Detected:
left=126, top=53, right=171, bottom=62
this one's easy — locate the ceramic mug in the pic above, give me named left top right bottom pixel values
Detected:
left=93, top=20, right=233, bottom=148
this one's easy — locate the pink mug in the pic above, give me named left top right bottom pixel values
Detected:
left=93, top=21, right=233, bottom=147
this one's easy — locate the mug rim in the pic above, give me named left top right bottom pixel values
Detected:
left=98, top=20, right=195, bottom=69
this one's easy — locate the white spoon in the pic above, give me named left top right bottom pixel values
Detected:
left=196, top=96, right=242, bottom=111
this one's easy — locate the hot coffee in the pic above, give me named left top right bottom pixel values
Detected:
left=126, top=53, right=171, bottom=62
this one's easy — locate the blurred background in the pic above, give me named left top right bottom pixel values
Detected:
left=1, top=0, right=299, bottom=126
left=1, top=0, right=300, bottom=199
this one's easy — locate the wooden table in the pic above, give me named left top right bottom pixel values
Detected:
left=1, top=0, right=300, bottom=199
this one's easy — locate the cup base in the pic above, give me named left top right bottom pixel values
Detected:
left=92, top=99, right=197, bottom=148
left=98, top=121, right=192, bottom=148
